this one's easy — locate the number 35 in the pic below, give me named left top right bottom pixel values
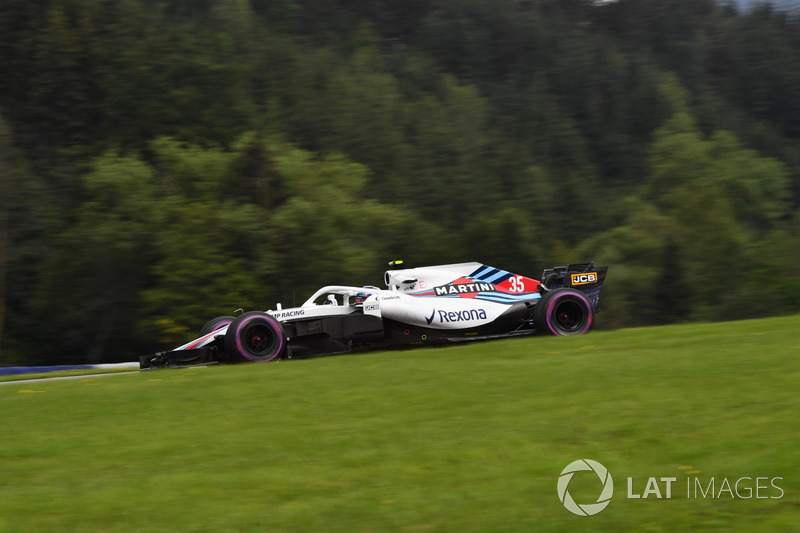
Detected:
left=509, top=275, right=525, bottom=293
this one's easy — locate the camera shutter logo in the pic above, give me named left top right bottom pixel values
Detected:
left=557, top=459, right=614, bottom=516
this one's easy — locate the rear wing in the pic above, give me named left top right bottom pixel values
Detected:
left=541, top=262, right=608, bottom=310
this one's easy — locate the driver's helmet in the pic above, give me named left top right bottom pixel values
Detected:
left=356, top=285, right=379, bottom=304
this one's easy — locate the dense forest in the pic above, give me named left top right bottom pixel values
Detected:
left=2, top=0, right=800, bottom=365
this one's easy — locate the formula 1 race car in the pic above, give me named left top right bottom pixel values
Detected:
left=140, top=261, right=608, bottom=369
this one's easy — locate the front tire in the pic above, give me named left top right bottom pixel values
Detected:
left=199, top=315, right=235, bottom=337
left=224, top=311, right=286, bottom=362
left=535, top=288, right=593, bottom=336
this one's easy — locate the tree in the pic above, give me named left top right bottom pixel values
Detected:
left=643, top=79, right=790, bottom=319
left=0, top=114, right=53, bottom=364
left=139, top=199, right=271, bottom=346
left=29, top=153, right=164, bottom=363
left=0, top=115, right=14, bottom=361
left=267, top=144, right=452, bottom=302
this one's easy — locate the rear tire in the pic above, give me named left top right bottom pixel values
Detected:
left=199, top=315, right=235, bottom=337
left=535, top=288, right=593, bottom=336
left=542, top=273, right=562, bottom=290
left=224, top=311, right=286, bottom=362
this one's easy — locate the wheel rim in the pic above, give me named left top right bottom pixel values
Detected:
left=242, top=323, right=279, bottom=357
left=555, top=301, right=583, bottom=332
left=548, top=296, right=590, bottom=335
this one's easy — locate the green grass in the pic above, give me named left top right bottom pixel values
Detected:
left=1, top=315, right=799, bottom=532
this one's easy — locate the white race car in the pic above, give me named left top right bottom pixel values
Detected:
left=140, top=261, right=608, bottom=368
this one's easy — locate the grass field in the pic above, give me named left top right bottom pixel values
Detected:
left=1, top=315, right=799, bottom=532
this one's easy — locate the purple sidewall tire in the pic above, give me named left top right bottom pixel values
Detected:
left=225, top=312, right=285, bottom=362
left=537, top=289, right=594, bottom=336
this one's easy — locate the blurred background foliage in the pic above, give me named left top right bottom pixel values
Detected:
left=2, top=0, right=800, bottom=364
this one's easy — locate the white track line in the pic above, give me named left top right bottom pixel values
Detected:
left=0, top=371, right=140, bottom=387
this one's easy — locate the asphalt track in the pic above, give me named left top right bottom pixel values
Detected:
left=0, top=371, right=142, bottom=386
left=0, top=362, right=141, bottom=386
